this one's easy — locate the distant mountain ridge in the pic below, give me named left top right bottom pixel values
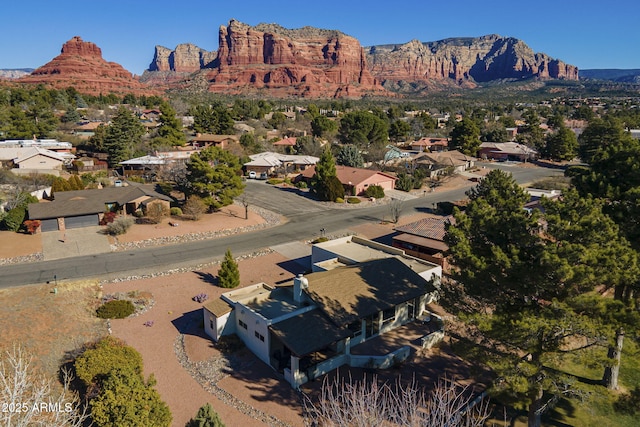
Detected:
left=580, top=69, right=640, bottom=83
left=365, top=35, right=578, bottom=91
left=147, top=22, right=578, bottom=96
left=146, top=19, right=381, bottom=97
left=15, top=20, right=583, bottom=98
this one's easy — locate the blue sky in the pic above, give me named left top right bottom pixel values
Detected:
left=1, top=0, right=639, bottom=74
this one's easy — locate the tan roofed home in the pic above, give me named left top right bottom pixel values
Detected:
left=298, top=165, right=397, bottom=196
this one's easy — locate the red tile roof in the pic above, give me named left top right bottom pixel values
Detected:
left=394, top=215, right=455, bottom=240
left=273, top=137, right=297, bottom=146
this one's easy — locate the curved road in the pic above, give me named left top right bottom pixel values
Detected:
left=0, top=163, right=562, bottom=288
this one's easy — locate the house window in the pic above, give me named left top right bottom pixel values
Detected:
left=407, top=299, right=416, bottom=320
left=254, top=331, right=264, bottom=342
left=382, top=307, right=396, bottom=324
left=239, top=319, right=247, bottom=330
left=347, top=320, right=362, bottom=337
left=209, top=318, right=214, bottom=330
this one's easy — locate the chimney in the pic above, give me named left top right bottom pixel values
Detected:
left=293, top=274, right=308, bottom=303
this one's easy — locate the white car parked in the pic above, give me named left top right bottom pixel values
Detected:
left=248, top=171, right=257, bottom=179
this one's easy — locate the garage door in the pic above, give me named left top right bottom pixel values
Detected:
left=64, top=214, right=99, bottom=229
left=40, top=218, right=59, bottom=232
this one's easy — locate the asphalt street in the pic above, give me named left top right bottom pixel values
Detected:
left=0, top=163, right=563, bottom=288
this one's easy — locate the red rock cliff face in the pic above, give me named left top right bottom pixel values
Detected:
left=205, top=20, right=382, bottom=97
left=20, top=36, right=153, bottom=96
left=366, top=35, right=579, bottom=89
left=149, top=44, right=217, bottom=73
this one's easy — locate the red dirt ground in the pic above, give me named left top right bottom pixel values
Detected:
left=0, top=172, right=493, bottom=427
left=106, top=252, right=306, bottom=426
left=0, top=203, right=268, bottom=259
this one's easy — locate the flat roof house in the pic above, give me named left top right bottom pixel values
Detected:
left=204, top=257, right=439, bottom=389
left=204, top=236, right=442, bottom=388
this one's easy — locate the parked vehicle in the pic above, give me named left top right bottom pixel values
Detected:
left=258, top=172, right=268, bottom=180
left=248, top=171, right=257, bottom=179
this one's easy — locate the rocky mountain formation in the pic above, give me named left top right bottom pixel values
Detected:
left=16, top=22, right=581, bottom=98
left=149, top=44, right=217, bottom=73
left=365, top=35, right=578, bottom=91
left=148, top=22, right=578, bottom=96
left=19, top=36, right=152, bottom=96
left=148, top=19, right=382, bottom=97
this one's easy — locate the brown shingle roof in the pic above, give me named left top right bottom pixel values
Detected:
left=28, top=185, right=173, bottom=220
left=204, top=299, right=233, bottom=317
left=414, top=150, right=475, bottom=167
left=28, top=199, right=104, bottom=219
left=305, top=257, right=435, bottom=326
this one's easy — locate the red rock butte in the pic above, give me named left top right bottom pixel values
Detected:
left=204, top=20, right=385, bottom=98
left=19, top=36, right=155, bottom=96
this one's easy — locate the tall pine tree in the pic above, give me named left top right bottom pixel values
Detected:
left=311, top=146, right=343, bottom=201
left=153, top=101, right=186, bottom=147
left=104, top=106, right=145, bottom=166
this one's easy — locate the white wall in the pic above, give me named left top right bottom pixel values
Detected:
left=203, top=309, right=235, bottom=341
left=234, top=304, right=271, bottom=364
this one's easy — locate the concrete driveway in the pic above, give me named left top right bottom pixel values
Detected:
left=41, top=226, right=111, bottom=261
left=243, top=180, right=330, bottom=216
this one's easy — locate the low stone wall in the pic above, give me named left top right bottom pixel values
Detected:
left=349, top=345, right=411, bottom=370
left=111, top=204, right=281, bottom=252
left=0, top=253, right=43, bottom=266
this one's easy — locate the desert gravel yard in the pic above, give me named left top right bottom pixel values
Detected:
left=106, top=252, right=306, bottom=427
left=0, top=173, right=493, bottom=427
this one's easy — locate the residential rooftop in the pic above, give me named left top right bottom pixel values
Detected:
left=312, top=235, right=440, bottom=276
left=221, top=283, right=304, bottom=320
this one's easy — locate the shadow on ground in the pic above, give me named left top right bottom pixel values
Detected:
left=171, top=309, right=210, bottom=341
left=194, top=271, right=218, bottom=285
left=218, top=351, right=306, bottom=423
left=276, top=257, right=311, bottom=276
left=371, top=232, right=396, bottom=246
left=276, top=186, right=318, bottom=201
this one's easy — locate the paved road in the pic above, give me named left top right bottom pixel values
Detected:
left=243, top=180, right=330, bottom=217
left=0, top=163, right=563, bottom=288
